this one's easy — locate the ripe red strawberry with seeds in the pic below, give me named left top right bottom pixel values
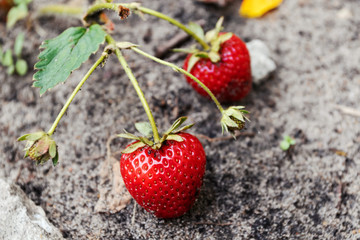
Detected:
left=120, top=132, right=206, bottom=218
left=118, top=117, right=206, bottom=218
left=181, top=17, right=251, bottom=102
left=184, top=34, right=251, bottom=102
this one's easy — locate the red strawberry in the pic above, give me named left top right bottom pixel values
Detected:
left=120, top=132, right=206, bottom=218
left=184, top=33, right=251, bottom=103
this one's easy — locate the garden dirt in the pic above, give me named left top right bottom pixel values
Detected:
left=1, top=0, right=360, bottom=239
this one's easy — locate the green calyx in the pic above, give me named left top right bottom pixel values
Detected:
left=175, top=17, right=233, bottom=72
left=118, top=116, right=194, bottom=153
left=18, top=131, right=59, bottom=166
left=221, top=106, right=250, bottom=137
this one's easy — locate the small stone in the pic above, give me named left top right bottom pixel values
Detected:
left=0, top=177, right=64, bottom=240
left=246, top=39, right=277, bottom=84
left=337, top=8, right=352, bottom=20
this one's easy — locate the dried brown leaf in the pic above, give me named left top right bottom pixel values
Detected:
left=95, top=158, right=132, bottom=213
left=95, top=135, right=132, bottom=213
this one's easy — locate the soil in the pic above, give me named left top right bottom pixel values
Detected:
left=1, top=0, right=360, bottom=239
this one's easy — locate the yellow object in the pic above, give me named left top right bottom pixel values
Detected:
left=240, top=0, right=283, bottom=18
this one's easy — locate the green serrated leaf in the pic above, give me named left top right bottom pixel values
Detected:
left=135, top=122, right=153, bottom=137
left=14, top=33, right=25, bottom=57
left=166, top=134, right=184, bottom=142
left=52, top=151, right=59, bottom=166
left=122, top=141, right=146, bottom=154
left=33, top=24, right=107, bottom=95
left=3, top=49, right=13, bottom=67
left=7, top=3, right=28, bottom=29
left=186, top=54, right=201, bottom=72
left=15, top=59, right=28, bottom=76
left=17, top=131, right=46, bottom=141
left=49, top=141, right=57, bottom=158
left=188, top=22, right=205, bottom=41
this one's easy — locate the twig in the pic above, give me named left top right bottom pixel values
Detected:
left=329, top=148, right=347, bottom=157
left=195, top=131, right=255, bottom=143
left=334, top=104, right=360, bottom=118
left=336, top=180, right=344, bottom=210
left=33, top=20, right=47, bottom=38
left=155, top=19, right=206, bottom=58
left=106, top=134, right=119, bottom=183
left=15, top=164, right=24, bottom=182
left=111, top=149, right=123, bottom=157
left=106, top=135, right=119, bottom=160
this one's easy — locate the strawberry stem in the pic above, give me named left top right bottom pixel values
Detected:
left=86, top=3, right=210, bottom=50
left=86, top=2, right=120, bottom=14
left=130, top=46, right=224, bottom=113
left=134, top=6, right=210, bottom=50
left=47, top=50, right=109, bottom=136
left=37, top=5, right=83, bottom=17
left=106, top=35, right=161, bottom=144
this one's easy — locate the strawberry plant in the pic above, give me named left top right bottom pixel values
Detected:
left=18, top=1, right=249, bottom=218
left=280, top=135, right=296, bottom=151
left=0, top=32, right=28, bottom=75
left=1, top=0, right=31, bottom=76
left=4, top=0, right=32, bottom=29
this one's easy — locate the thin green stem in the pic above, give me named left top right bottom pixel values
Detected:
left=38, top=5, right=83, bottom=17
left=131, top=47, right=224, bottom=113
left=136, top=6, right=210, bottom=50
left=106, top=35, right=160, bottom=144
left=85, top=3, right=210, bottom=50
left=47, top=52, right=108, bottom=136
left=86, top=2, right=120, bottom=15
